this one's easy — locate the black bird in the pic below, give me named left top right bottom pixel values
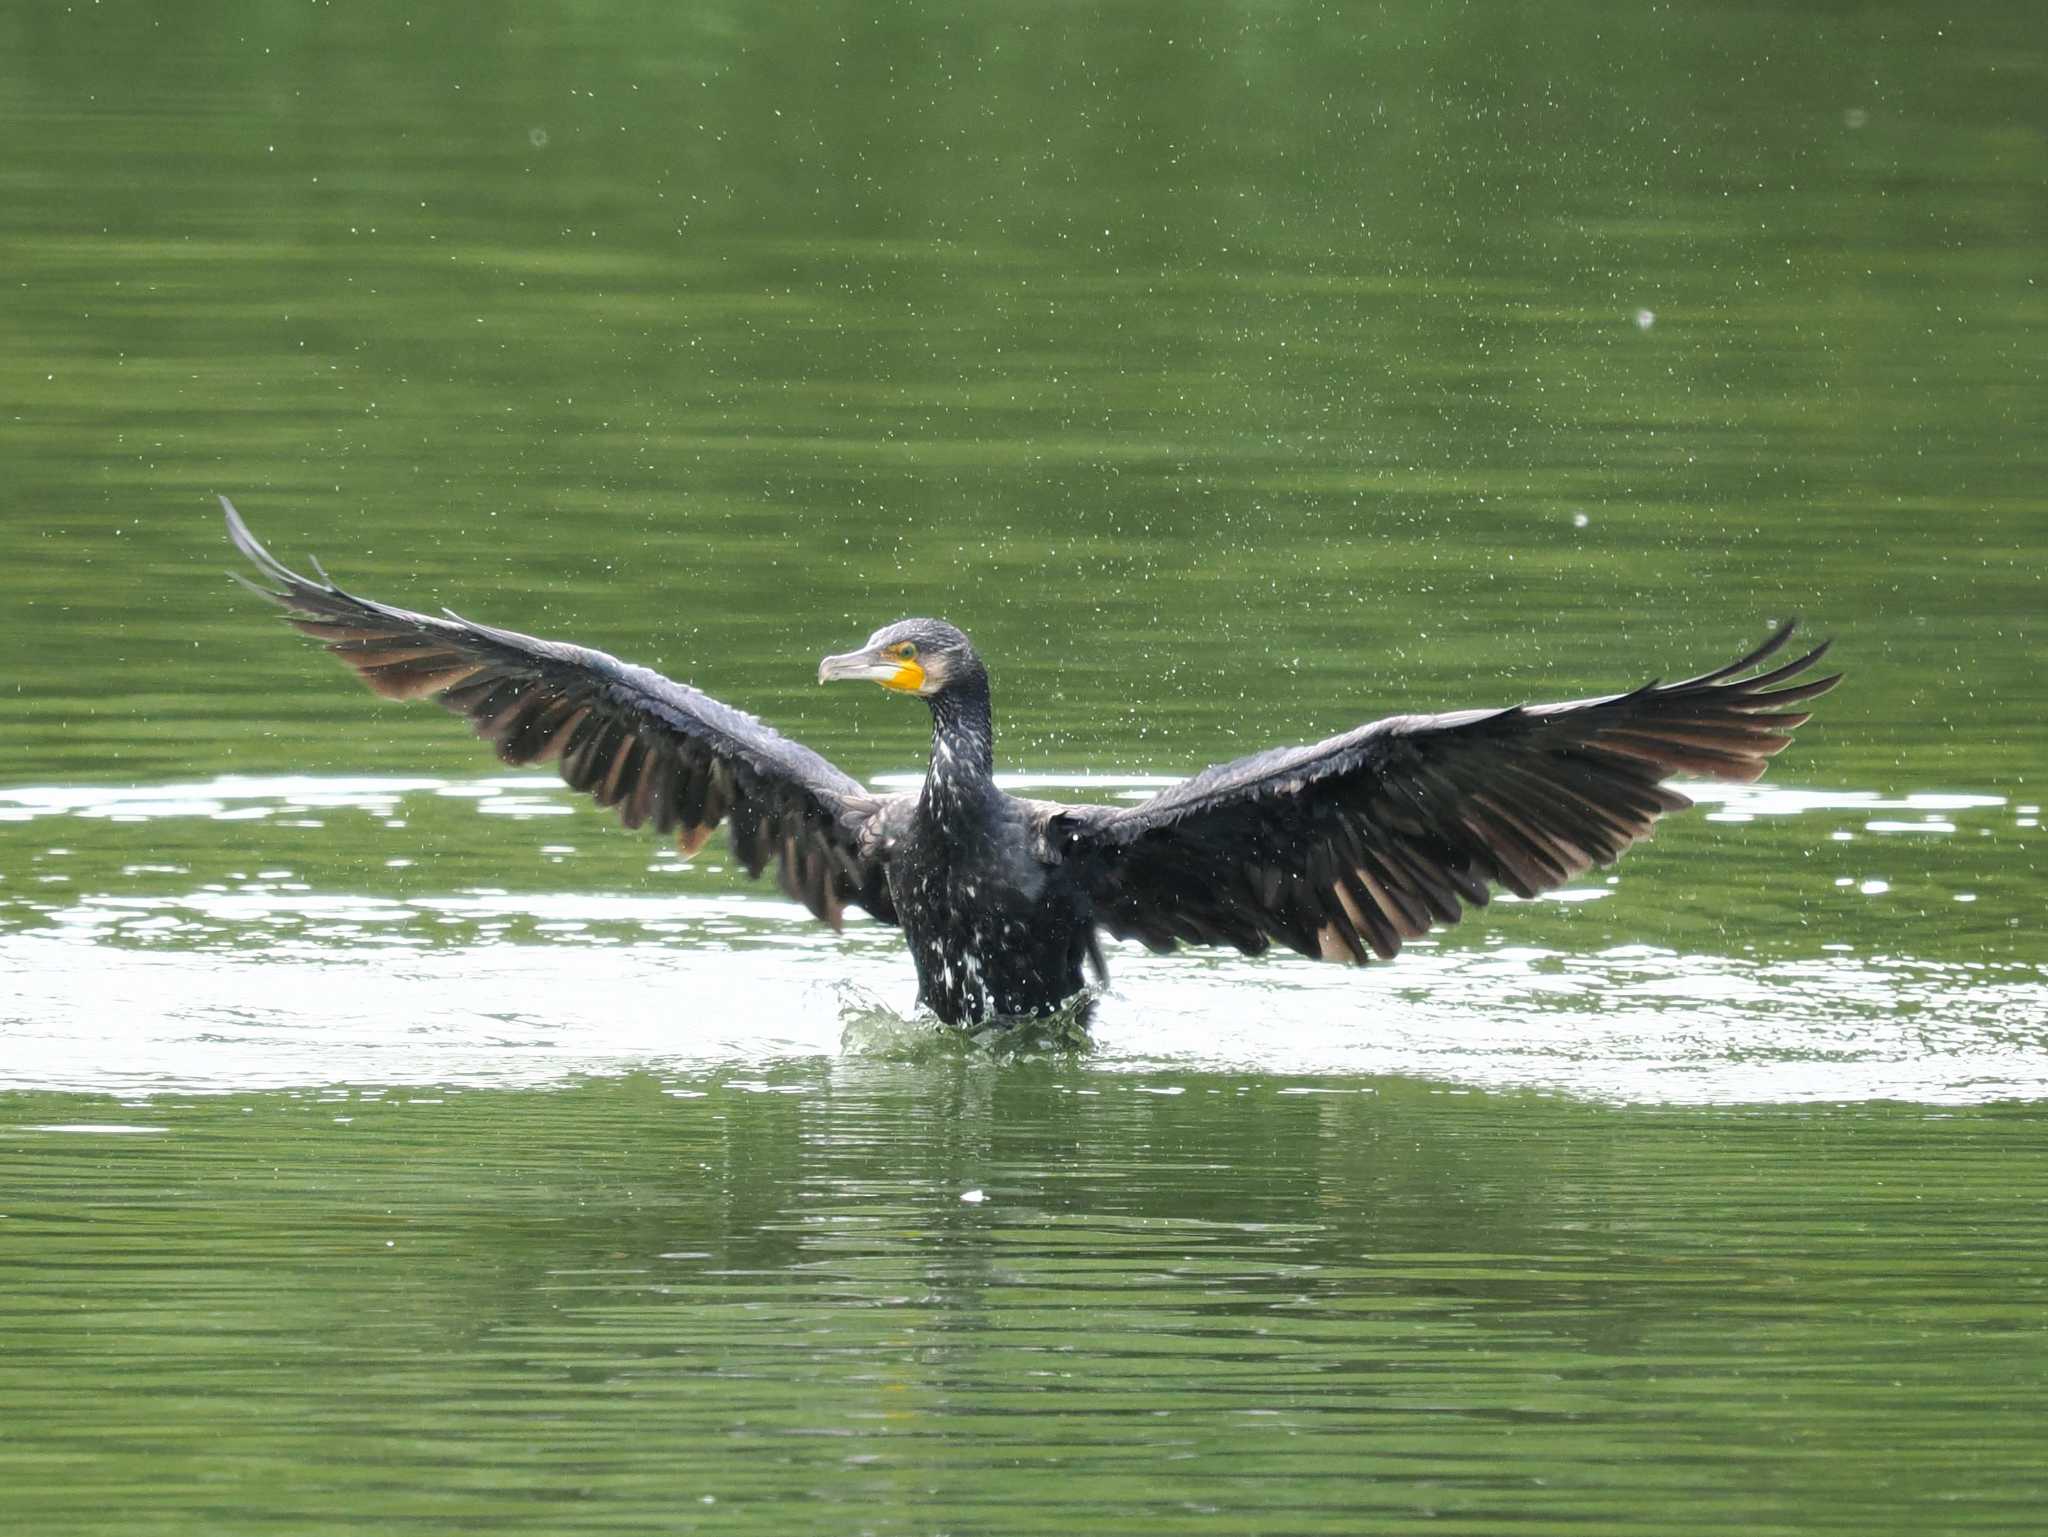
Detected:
left=224, top=498, right=1840, bottom=1027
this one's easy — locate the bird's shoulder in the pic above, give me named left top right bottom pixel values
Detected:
left=859, top=792, right=923, bottom=857
left=1014, top=796, right=1126, bottom=862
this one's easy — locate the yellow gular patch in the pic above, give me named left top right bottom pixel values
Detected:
left=884, top=660, right=927, bottom=692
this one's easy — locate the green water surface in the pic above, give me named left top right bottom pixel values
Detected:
left=2, top=1, right=2044, bottom=1532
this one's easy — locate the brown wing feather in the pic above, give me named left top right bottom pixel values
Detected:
left=223, top=497, right=898, bottom=928
left=1057, top=623, right=1839, bottom=964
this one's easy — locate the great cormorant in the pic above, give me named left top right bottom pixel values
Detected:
left=224, top=498, right=1840, bottom=1027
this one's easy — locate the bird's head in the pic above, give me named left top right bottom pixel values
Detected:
left=818, top=618, right=980, bottom=698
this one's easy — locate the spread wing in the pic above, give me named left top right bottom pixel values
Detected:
left=1053, top=624, right=1838, bottom=963
left=223, top=497, right=896, bottom=927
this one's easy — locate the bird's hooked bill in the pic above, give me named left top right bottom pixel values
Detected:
left=819, top=647, right=926, bottom=692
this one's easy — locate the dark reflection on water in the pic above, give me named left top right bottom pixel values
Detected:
left=3, top=1075, right=2047, bottom=1533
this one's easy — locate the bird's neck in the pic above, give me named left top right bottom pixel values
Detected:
left=922, top=674, right=996, bottom=818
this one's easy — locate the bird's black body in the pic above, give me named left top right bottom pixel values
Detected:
left=886, top=784, right=1097, bottom=1025
left=223, top=498, right=1841, bottom=1029
left=868, top=661, right=1100, bottom=1022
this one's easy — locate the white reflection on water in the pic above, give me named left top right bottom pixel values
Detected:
left=1, top=924, right=2043, bottom=1104
left=0, top=775, right=444, bottom=822
left=4, top=774, right=2015, bottom=823
left=0, top=775, right=2038, bottom=1104
left=0, top=772, right=2010, bottom=824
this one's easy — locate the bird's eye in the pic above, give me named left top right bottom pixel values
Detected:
left=893, top=642, right=918, bottom=661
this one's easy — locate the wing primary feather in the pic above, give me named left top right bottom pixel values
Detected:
left=1723, top=640, right=1832, bottom=693
left=701, top=762, right=734, bottom=827
left=675, top=755, right=710, bottom=828
left=1668, top=619, right=1798, bottom=687
left=1333, top=873, right=1401, bottom=959
left=1377, top=839, right=1467, bottom=924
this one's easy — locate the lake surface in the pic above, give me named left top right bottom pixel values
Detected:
left=2, top=1, right=2044, bottom=1532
